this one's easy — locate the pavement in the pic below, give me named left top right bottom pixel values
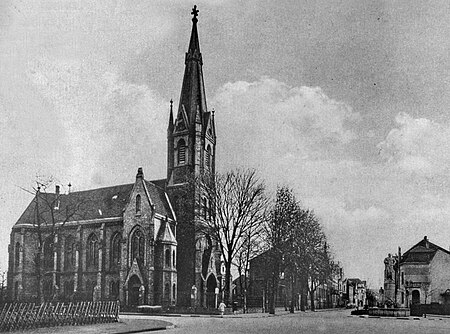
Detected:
left=15, top=308, right=302, bottom=334
left=16, top=308, right=450, bottom=334
left=18, top=317, right=174, bottom=334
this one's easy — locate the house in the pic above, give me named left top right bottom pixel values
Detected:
left=342, top=278, right=366, bottom=308
left=397, top=236, right=450, bottom=306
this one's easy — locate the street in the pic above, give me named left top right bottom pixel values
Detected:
left=122, top=310, right=450, bottom=334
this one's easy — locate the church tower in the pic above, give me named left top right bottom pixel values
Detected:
left=166, top=6, right=218, bottom=307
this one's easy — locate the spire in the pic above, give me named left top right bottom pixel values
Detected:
left=177, top=5, right=207, bottom=127
left=168, top=99, right=174, bottom=133
left=187, top=5, right=201, bottom=62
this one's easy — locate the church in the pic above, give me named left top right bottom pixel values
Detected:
left=7, top=6, right=221, bottom=308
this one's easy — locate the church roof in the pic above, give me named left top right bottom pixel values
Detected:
left=14, top=179, right=173, bottom=227
left=156, top=219, right=177, bottom=245
left=400, top=236, right=450, bottom=264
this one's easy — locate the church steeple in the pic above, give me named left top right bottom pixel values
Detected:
left=166, top=5, right=218, bottom=308
left=177, top=4, right=207, bottom=127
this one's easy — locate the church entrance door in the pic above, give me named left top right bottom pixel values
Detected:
left=128, top=275, right=141, bottom=306
left=412, top=290, right=420, bottom=305
left=206, top=274, right=217, bottom=309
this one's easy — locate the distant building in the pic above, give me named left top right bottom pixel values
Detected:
left=249, top=250, right=344, bottom=310
left=396, top=236, right=450, bottom=306
left=342, top=278, right=366, bottom=307
left=248, top=250, right=286, bottom=309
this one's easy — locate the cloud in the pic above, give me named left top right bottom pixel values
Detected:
left=213, top=78, right=360, bottom=174
left=378, top=112, right=450, bottom=175
left=26, top=55, right=168, bottom=188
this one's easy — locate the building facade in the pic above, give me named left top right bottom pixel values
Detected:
left=342, top=278, right=366, bottom=308
left=7, top=7, right=220, bottom=308
left=395, top=236, right=450, bottom=307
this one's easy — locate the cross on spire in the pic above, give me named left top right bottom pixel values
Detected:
left=191, top=5, right=199, bottom=22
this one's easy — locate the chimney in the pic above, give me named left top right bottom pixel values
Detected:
left=68, top=182, right=72, bottom=194
left=55, top=185, right=60, bottom=210
left=424, top=236, right=429, bottom=248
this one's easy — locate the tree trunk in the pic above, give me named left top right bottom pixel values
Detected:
left=224, top=262, right=232, bottom=306
left=268, top=275, right=276, bottom=314
left=290, top=274, right=295, bottom=313
left=300, top=290, right=307, bottom=311
left=310, top=289, right=315, bottom=312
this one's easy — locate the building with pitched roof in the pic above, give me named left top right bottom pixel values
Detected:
left=384, top=236, right=450, bottom=307
left=7, top=6, right=220, bottom=308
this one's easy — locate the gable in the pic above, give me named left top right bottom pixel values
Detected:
left=174, top=105, right=189, bottom=133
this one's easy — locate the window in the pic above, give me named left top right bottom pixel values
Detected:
left=203, top=198, right=208, bottom=219
left=64, top=236, right=76, bottom=271
left=86, top=233, right=99, bottom=269
left=110, top=281, right=119, bottom=300
left=205, top=145, right=211, bottom=170
left=165, top=249, right=171, bottom=267
left=43, top=236, right=54, bottom=271
left=131, top=229, right=145, bottom=265
left=173, top=250, right=176, bottom=267
left=173, top=284, right=176, bottom=300
left=401, top=272, right=404, bottom=285
left=177, top=139, right=186, bottom=164
left=14, top=281, right=18, bottom=301
left=110, top=232, right=121, bottom=270
left=14, top=242, right=20, bottom=268
left=136, top=194, right=141, bottom=214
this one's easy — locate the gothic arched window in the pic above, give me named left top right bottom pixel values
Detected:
left=165, top=249, right=171, bottom=267
left=136, top=194, right=141, bottom=214
left=131, top=229, right=145, bottom=265
left=203, top=197, right=208, bottom=219
left=173, top=250, right=176, bottom=267
left=14, top=242, right=20, bottom=268
left=110, top=281, right=119, bottom=300
left=86, top=233, right=99, bottom=269
left=43, top=236, right=54, bottom=271
left=206, top=145, right=211, bottom=170
left=177, top=139, right=186, bottom=165
left=64, top=235, right=76, bottom=271
left=110, top=232, right=121, bottom=270
left=173, top=283, right=176, bottom=300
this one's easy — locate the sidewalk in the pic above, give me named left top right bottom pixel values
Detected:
left=18, top=318, right=174, bottom=334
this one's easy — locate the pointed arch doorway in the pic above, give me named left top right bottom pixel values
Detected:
left=128, top=275, right=142, bottom=306
left=206, top=274, right=217, bottom=308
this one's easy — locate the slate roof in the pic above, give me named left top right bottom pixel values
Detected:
left=400, top=237, right=450, bottom=264
left=156, top=219, right=177, bottom=244
left=14, top=179, right=173, bottom=227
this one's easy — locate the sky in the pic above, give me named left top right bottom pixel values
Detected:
left=1, top=0, right=450, bottom=288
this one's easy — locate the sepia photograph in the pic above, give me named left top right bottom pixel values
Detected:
left=1, top=1, right=450, bottom=333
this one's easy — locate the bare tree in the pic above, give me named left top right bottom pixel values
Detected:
left=233, top=227, right=264, bottom=313
left=0, top=271, right=6, bottom=304
left=20, top=177, right=88, bottom=303
left=198, top=169, right=268, bottom=306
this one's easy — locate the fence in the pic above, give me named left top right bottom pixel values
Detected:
left=0, top=301, right=119, bottom=332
